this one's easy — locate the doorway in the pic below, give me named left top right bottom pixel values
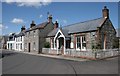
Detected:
left=58, top=37, right=64, bottom=54
left=28, top=43, right=31, bottom=52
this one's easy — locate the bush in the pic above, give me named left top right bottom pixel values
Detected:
left=44, top=42, right=50, bottom=48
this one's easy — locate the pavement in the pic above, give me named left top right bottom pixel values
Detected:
left=0, top=59, right=2, bottom=76
left=21, top=51, right=90, bottom=62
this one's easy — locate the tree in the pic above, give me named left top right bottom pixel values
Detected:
left=44, top=42, right=50, bottom=48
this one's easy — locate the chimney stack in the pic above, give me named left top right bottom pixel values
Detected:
left=54, top=21, right=59, bottom=29
left=21, top=25, right=26, bottom=32
left=30, top=20, right=36, bottom=28
left=47, top=12, right=52, bottom=23
left=102, top=6, right=109, bottom=18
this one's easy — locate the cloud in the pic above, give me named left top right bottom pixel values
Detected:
left=3, top=0, right=52, bottom=8
left=0, top=23, right=8, bottom=30
left=39, top=14, right=43, bottom=18
left=11, top=18, right=24, bottom=24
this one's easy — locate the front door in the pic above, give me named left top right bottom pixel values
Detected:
left=58, top=37, right=64, bottom=54
left=28, top=43, right=30, bottom=52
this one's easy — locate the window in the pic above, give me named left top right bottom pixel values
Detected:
left=82, top=36, right=86, bottom=49
left=27, top=32, right=29, bottom=37
left=21, top=36, right=22, bottom=41
left=33, top=30, right=35, bottom=33
left=16, top=44, right=17, bottom=49
left=33, top=42, right=36, bottom=50
left=25, top=43, right=27, bottom=49
left=8, top=43, right=9, bottom=49
left=33, top=30, right=35, bottom=37
left=76, top=35, right=86, bottom=50
left=76, top=36, right=81, bottom=49
left=20, top=43, right=22, bottom=50
left=16, top=38, right=17, bottom=42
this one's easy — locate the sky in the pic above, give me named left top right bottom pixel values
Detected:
left=1, top=2, right=119, bottom=35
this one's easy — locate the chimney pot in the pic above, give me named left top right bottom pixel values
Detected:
left=47, top=12, right=52, bottom=22
left=54, top=21, right=59, bottom=29
left=30, top=20, right=36, bottom=28
left=21, top=25, right=26, bottom=32
left=102, top=6, right=109, bottom=18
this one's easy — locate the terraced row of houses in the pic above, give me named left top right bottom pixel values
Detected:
left=7, top=14, right=54, bottom=53
left=5, top=6, right=119, bottom=59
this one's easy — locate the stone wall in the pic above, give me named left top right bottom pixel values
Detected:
left=99, top=19, right=116, bottom=49
left=65, top=49, right=119, bottom=59
left=24, top=29, right=39, bottom=53
left=42, top=48, right=119, bottom=60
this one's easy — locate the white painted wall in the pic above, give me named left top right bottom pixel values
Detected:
left=7, top=41, right=15, bottom=50
left=15, top=36, right=24, bottom=51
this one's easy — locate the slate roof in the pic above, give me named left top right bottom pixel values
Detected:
left=63, top=17, right=106, bottom=34
left=60, top=29, right=70, bottom=37
left=9, top=33, right=16, bottom=37
left=15, top=31, right=25, bottom=37
left=48, top=17, right=106, bottom=37
left=25, top=22, right=51, bottom=32
left=47, top=28, right=59, bottom=37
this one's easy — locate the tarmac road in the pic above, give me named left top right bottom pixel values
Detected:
left=2, top=50, right=119, bottom=74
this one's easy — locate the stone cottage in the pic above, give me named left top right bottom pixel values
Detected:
left=46, top=6, right=116, bottom=55
left=0, top=35, right=9, bottom=49
left=24, top=14, right=54, bottom=53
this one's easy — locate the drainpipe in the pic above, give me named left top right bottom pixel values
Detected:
left=57, top=39, right=59, bottom=54
left=54, top=38, right=55, bottom=50
left=64, top=38, right=66, bottom=55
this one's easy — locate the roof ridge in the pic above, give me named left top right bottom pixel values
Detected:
left=63, top=17, right=103, bottom=28
left=36, top=21, right=48, bottom=26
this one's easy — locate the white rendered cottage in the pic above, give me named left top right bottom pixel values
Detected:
left=15, top=26, right=25, bottom=51
left=7, top=33, right=16, bottom=50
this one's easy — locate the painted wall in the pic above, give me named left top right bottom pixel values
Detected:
left=15, top=36, right=24, bottom=51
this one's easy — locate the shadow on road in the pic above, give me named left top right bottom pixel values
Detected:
left=1, top=52, right=18, bottom=58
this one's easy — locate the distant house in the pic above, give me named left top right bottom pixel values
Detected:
left=24, top=14, right=54, bottom=53
left=0, top=35, right=8, bottom=49
left=7, top=33, right=16, bottom=50
left=15, top=26, right=25, bottom=51
left=46, top=6, right=116, bottom=55
left=7, top=26, right=25, bottom=51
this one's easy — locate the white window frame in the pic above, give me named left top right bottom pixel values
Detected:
left=76, top=35, right=86, bottom=51
left=51, top=38, right=54, bottom=49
